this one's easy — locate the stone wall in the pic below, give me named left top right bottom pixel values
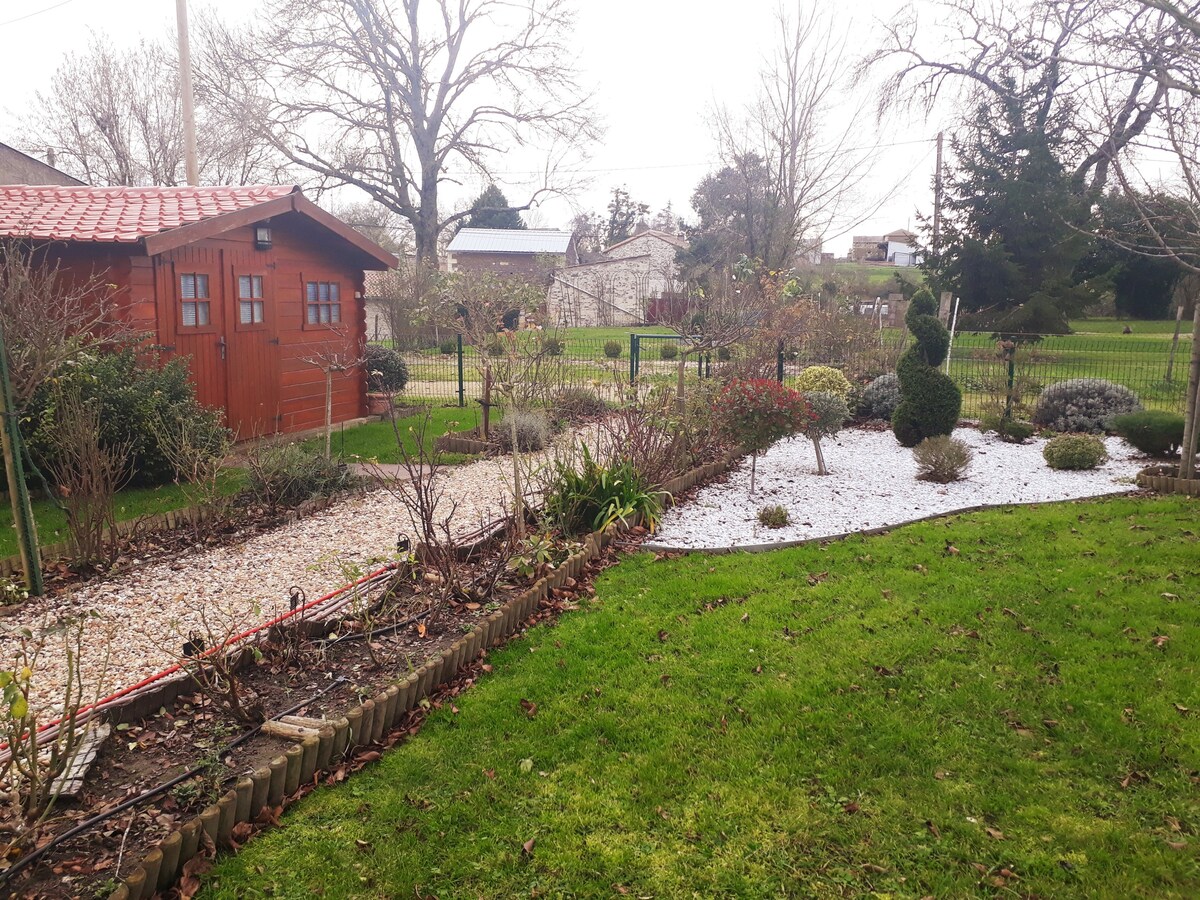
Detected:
left=545, top=233, right=682, bottom=327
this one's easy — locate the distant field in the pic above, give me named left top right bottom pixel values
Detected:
left=831, top=261, right=925, bottom=289
left=1069, top=318, right=1190, bottom=335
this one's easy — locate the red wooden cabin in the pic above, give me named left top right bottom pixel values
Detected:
left=0, top=185, right=397, bottom=438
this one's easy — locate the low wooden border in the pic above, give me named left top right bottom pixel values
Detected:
left=434, top=433, right=497, bottom=455
left=1137, top=465, right=1200, bottom=497
left=105, top=452, right=737, bottom=899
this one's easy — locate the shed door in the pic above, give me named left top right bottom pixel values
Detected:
left=167, top=250, right=228, bottom=422
left=224, top=252, right=281, bottom=439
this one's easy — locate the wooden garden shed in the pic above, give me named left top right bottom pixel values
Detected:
left=0, top=184, right=397, bottom=438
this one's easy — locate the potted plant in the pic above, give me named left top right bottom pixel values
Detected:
left=365, top=344, right=409, bottom=416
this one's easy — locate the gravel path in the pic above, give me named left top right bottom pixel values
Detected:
left=646, top=428, right=1146, bottom=551
left=0, top=431, right=592, bottom=711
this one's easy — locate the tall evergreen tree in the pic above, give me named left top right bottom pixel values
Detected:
left=462, top=185, right=526, bottom=231
left=605, top=186, right=649, bottom=246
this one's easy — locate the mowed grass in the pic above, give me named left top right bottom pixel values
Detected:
left=310, top=405, right=486, bottom=466
left=1071, top=318, right=1192, bottom=335
left=202, top=496, right=1200, bottom=898
left=0, top=471, right=245, bottom=561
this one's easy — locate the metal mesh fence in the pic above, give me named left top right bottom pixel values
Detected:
left=381, top=327, right=1191, bottom=418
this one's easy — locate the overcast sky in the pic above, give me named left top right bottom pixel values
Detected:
left=0, top=0, right=944, bottom=255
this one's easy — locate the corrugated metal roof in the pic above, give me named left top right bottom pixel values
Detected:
left=447, top=227, right=573, bottom=255
left=0, top=184, right=297, bottom=243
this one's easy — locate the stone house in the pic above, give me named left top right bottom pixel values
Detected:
left=545, top=229, right=687, bottom=327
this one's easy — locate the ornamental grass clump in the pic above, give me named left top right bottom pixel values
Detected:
left=757, top=504, right=790, bottom=529
left=542, top=444, right=662, bottom=535
left=1043, top=434, right=1108, bottom=470
left=892, top=289, right=962, bottom=447
left=795, top=365, right=852, bottom=399
left=494, top=409, right=552, bottom=452
left=716, top=379, right=812, bottom=493
left=1033, top=378, right=1142, bottom=433
left=798, top=390, right=849, bottom=475
left=913, top=435, right=973, bottom=483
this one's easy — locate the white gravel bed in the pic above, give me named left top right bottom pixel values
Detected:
left=646, top=427, right=1145, bottom=551
left=0, top=429, right=594, bottom=712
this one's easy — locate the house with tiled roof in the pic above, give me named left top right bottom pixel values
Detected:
left=0, top=185, right=396, bottom=438
left=545, top=228, right=687, bottom=327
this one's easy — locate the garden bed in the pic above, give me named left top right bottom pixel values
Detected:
left=645, top=427, right=1146, bottom=552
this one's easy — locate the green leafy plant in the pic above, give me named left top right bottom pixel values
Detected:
left=508, top=532, right=561, bottom=579
left=757, top=504, right=790, bottom=528
left=541, top=336, right=566, bottom=356
left=1110, top=410, right=1184, bottom=457
left=364, top=344, right=410, bottom=393
left=913, top=435, right=973, bottom=483
left=1043, top=434, right=1108, bottom=470
left=603, top=340, right=622, bottom=359
left=439, top=339, right=457, bottom=355
left=795, top=365, right=852, bottom=399
left=716, top=379, right=812, bottom=492
left=542, top=445, right=663, bottom=536
left=717, top=345, right=732, bottom=362
left=659, top=343, right=679, bottom=360
left=892, top=289, right=962, bottom=447
left=798, top=391, right=849, bottom=476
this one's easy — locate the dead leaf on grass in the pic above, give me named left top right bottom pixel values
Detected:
left=519, top=698, right=538, bottom=717
left=1151, top=634, right=1171, bottom=648
left=926, top=820, right=941, bottom=839
left=522, top=837, right=536, bottom=855
left=985, top=826, right=1005, bottom=840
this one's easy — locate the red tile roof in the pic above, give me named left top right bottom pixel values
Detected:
left=0, top=185, right=298, bottom=244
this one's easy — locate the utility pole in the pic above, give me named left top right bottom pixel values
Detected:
left=0, top=320, right=42, bottom=596
left=932, top=131, right=944, bottom=256
left=176, top=0, right=200, bottom=186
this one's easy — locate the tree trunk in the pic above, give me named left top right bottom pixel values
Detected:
left=1165, top=304, right=1185, bottom=383
left=749, top=452, right=758, bottom=494
left=511, top=411, right=525, bottom=537
left=675, top=356, right=686, bottom=415
left=1181, top=306, right=1200, bottom=480
left=812, top=438, right=826, bottom=476
left=323, top=369, right=333, bottom=459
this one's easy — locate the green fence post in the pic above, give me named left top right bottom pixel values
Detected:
left=776, top=341, right=785, bottom=383
left=456, top=333, right=465, bottom=408
left=629, top=334, right=639, bottom=384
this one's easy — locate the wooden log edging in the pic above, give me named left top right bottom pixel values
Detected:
left=110, top=451, right=741, bottom=898
left=434, top=433, right=497, bottom=455
left=1137, top=464, right=1200, bottom=497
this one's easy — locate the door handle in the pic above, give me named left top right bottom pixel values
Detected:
left=218, top=336, right=227, bottom=360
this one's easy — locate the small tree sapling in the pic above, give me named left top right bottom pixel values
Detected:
left=715, top=379, right=811, bottom=493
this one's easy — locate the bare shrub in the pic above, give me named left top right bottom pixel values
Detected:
left=43, top=386, right=133, bottom=565
left=913, top=435, right=973, bottom=483
left=151, top=411, right=235, bottom=537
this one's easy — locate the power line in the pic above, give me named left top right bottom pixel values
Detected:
left=0, top=0, right=76, bottom=28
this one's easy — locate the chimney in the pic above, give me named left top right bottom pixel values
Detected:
left=46, top=148, right=56, bottom=168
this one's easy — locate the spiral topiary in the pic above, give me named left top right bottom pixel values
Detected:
left=892, top=288, right=962, bottom=447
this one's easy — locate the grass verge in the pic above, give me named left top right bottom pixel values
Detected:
left=203, top=496, right=1200, bottom=898
left=311, top=405, right=487, bottom=466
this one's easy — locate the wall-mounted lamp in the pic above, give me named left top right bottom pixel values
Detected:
left=254, top=224, right=272, bottom=250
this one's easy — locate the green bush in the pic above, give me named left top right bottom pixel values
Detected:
left=717, top=346, right=732, bottom=362
left=892, top=289, right=962, bottom=447
left=757, top=504, right=790, bottom=529
left=439, top=339, right=457, bottom=355
left=23, top=348, right=229, bottom=487
left=364, top=344, right=409, bottom=393
left=795, top=365, right=851, bottom=399
left=542, top=444, right=661, bottom=535
left=1110, top=410, right=1184, bottom=457
left=486, top=338, right=505, bottom=356
left=603, top=340, right=622, bottom=359
left=1043, top=434, right=1108, bottom=470
left=494, top=409, right=552, bottom=452
left=913, top=435, right=973, bottom=483
left=999, top=419, right=1036, bottom=444
left=243, top=444, right=361, bottom=511
left=860, top=374, right=900, bottom=421
left=658, top=343, right=679, bottom=360
left=541, top=337, right=565, bottom=357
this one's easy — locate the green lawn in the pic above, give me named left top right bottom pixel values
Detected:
left=203, top=496, right=1200, bottom=898
left=1071, top=318, right=1191, bottom=335
left=0, top=472, right=245, bottom=561
left=310, top=405, right=487, bottom=465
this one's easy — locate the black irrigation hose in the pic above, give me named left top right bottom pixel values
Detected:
left=0, top=676, right=349, bottom=885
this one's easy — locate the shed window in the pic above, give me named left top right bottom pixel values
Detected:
left=305, top=281, right=341, bottom=325
left=238, top=274, right=265, bottom=324
left=180, top=273, right=210, bottom=327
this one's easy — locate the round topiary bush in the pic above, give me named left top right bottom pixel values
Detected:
left=1032, top=378, right=1141, bottom=433
left=913, top=435, right=973, bottom=483
left=717, top=345, right=733, bottom=362
left=892, top=289, right=962, bottom=448
left=659, top=343, right=679, bottom=361
left=438, top=339, right=456, bottom=355
left=1110, top=410, right=1184, bottom=457
left=1043, top=433, right=1108, bottom=470
left=795, top=365, right=851, bottom=399
left=364, top=344, right=409, bottom=393
left=603, top=340, right=622, bottom=359
left=541, top=337, right=565, bottom=357
left=860, top=373, right=900, bottom=421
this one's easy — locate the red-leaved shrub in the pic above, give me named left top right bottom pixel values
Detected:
left=716, top=379, right=813, bottom=492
